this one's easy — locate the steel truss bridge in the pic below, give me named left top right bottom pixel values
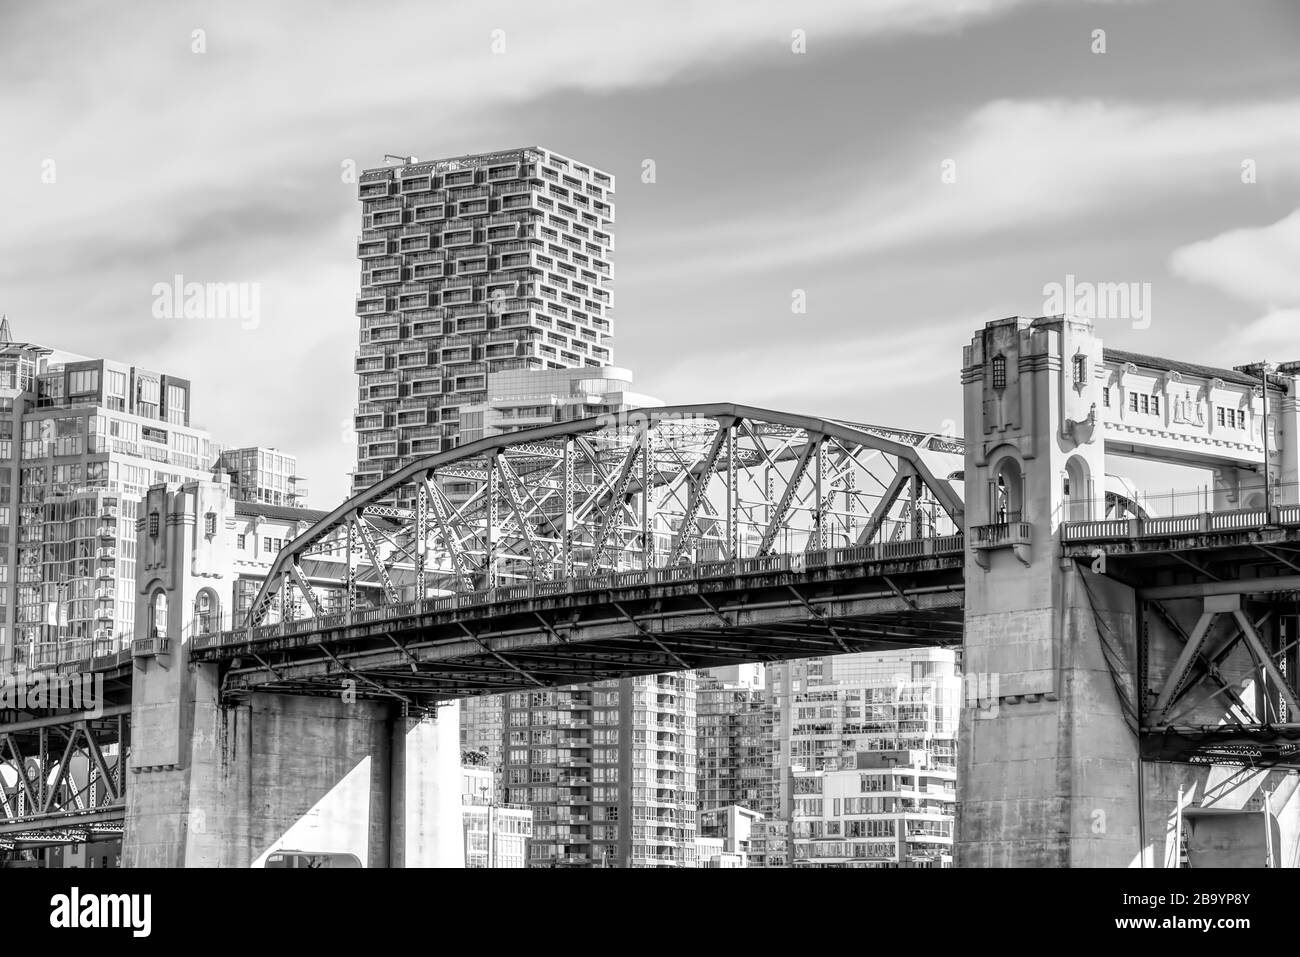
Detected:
left=10, top=405, right=1300, bottom=848
left=194, top=405, right=968, bottom=706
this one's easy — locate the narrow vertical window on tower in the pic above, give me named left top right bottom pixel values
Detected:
left=1073, top=355, right=1088, bottom=387
left=991, top=354, right=1007, bottom=391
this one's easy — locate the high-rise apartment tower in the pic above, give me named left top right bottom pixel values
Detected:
left=352, top=147, right=616, bottom=507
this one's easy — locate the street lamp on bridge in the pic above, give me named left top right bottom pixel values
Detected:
left=1262, top=360, right=1275, bottom=523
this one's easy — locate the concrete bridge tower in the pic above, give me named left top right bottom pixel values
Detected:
left=122, top=479, right=463, bottom=867
left=958, top=315, right=1124, bottom=866
left=957, top=316, right=1300, bottom=867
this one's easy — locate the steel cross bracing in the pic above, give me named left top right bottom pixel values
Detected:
left=240, top=404, right=966, bottom=633
left=0, top=709, right=128, bottom=837
left=1065, top=517, right=1300, bottom=769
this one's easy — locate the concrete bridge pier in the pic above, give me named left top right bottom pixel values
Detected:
left=122, top=481, right=463, bottom=868
left=957, top=316, right=1300, bottom=866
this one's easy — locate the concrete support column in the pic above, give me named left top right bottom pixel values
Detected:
left=389, top=703, right=463, bottom=868
left=957, top=563, right=1142, bottom=866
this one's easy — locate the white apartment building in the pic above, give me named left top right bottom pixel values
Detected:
left=790, top=751, right=956, bottom=868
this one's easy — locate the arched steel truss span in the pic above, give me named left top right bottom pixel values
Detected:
left=245, top=404, right=966, bottom=632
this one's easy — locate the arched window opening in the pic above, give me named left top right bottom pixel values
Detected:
left=991, top=457, right=1024, bottom=526
left=1063, top=457, right=1093, bottom=522
left=194, top=588, right=219, bottom=636
left=149, top=590, right=168, bottom=640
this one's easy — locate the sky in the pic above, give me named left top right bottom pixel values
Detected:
left=2, top=0, right=1298, bottom=506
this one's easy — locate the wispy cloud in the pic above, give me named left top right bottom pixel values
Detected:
left=1170, top=207, right=1300, bottom=360
left=1169, top=207, right=1300, bottom=305
left=1232, top=309, right=1300, bottom=354
left=636, top=97, right=1300, bottom=279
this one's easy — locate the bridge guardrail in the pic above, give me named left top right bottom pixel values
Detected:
left=1142, top=515, right=1204, bottom=537
left=208, top=535, right=966, bottom=651
left=881, top=539, right=928, bottom=559
left=1210, top=509, right=1268, bottom=531
left=1063, top=505, right=1300, bottom=542
left=11, top=638, right=133, bottom=674
left=1061, top=519, right=1133, bottom=541
left=932, top=533, right=965, bottom=555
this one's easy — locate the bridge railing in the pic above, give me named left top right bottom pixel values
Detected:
left=201, top=534, right=966, bottom=651
left=8, top=636, right=133, bottom=676
left=1063, top=502, right=1300, bottom=542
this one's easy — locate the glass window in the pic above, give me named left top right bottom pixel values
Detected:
left=69, top=369, right=100, bottom=394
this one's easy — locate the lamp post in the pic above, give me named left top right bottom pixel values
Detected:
left=1261, top=361, right=1275, bottom=523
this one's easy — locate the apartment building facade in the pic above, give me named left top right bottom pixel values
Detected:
left=0, top=327, right=219, bottom=666
left=696, top=665, right=777, bottom=817
left=502, top=673, right=698, bottom=868
left=789, top=752, right=956, bottom=868
left=462, top=365, right=658, bottom=445
left=461, top=694, right=505, bottom=785
left=698, top=803, right=763, bottom=867
left=217, top=447, right=306, bottom=508
left=462, top=765, right=533, bottom=869
left=771, top=649, right=959, bottom=805
left=0, top=320, right=318, bottom=666
left=352, top=147, right=616, bottom=506
left=748, top=649, right=959, bottom=867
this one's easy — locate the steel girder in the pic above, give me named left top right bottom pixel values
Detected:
left=243, top=404, right=965, bottom=631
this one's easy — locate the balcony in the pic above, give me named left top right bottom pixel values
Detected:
left=360, top=313, right=399, bottom=332
left=971, top=521, right=1032, bottom=568
left=132, top=634, right=170, bottom=659
left=497, top=180, right=543, bottom=199
left=357, top=238, right=392, bottom=259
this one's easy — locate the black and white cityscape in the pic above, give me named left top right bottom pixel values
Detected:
left=2, top=0, right=1300, bottom=903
